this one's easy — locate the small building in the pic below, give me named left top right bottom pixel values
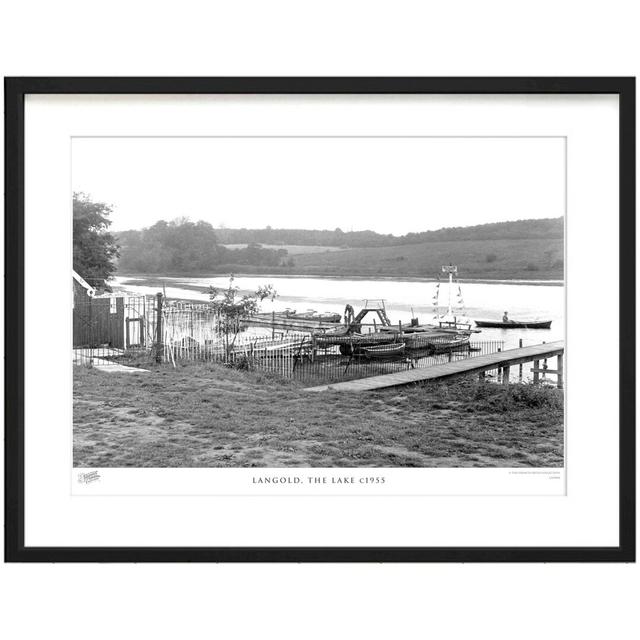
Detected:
left=72, top=270, right=149, bottom=350
left=73, top=270, right=126, bottom=349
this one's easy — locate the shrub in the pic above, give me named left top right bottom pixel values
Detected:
left=421, top=378, right=563, bottom=412
left=507, top=383, right=564, bottom=409
left=485, top=253, right=497, bottom=263
left=225, top=354, right=256, bottom=371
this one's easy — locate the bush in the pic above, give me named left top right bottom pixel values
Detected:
left=485, top=253, right=497, bottom=263
left=422, top=378, right=563, bottom=412
left=507, top=383, right=564, bottom=409
left=525, top=262, right=540, bottom=271
left=470, top=382, right=563, bottom=412
left=225, top=354, right=256, bottom=371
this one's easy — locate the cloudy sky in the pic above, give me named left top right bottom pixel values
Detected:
left=72, top=136, right=565, bottom=234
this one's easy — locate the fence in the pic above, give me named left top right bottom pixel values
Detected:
left=163, top=331, right=505, bottom=386
left=73, top=294, right=507, bottom=385
left=162, top=300, right=225, bottom=360
left=73, top=295, right=157, bottom=366
left=502, top=337, right=563, bottom=385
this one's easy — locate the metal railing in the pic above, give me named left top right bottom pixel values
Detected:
left=73, top=295, right=507, bottom=384
left=162, top=333, right=505, bottom=386
left=72, top=295, right=156, bottom=367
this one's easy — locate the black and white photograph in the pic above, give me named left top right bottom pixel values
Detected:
left=6, top=77, right=633, bottom=565
left=72, top=135, right=565, bottom=471
left=2, top=1, right=639, bottom=637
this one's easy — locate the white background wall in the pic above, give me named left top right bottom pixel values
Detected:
left=1, top=1, right=638, bottom=638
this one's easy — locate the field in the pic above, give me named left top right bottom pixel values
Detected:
left=292, top=237, right=564, bottom=280
left=222, top=244, right=345, bottom=255
left=117, top=237, right=564, bottom=281
left=74, top=363, right=564, bottom=468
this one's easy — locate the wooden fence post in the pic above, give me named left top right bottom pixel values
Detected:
left=557, top=353, right=564, bottom=389
left=503, top=365, right=510, bottom=385
left=518, top=338, right=523, bottom=381
left=155, top=292, right=164, bottom=363
left=533, top=359, right=540, bottom=384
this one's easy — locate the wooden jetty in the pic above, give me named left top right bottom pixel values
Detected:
left=242, top=315, right=337, bottom=332
left=304, top=340, right=564, bottom=392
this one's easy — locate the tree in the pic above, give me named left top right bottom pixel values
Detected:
left=117, top=218, right=226, bottom=273
left=73, top=192, right=120, bottom=291
left=208, top=275, right=277, bottom=351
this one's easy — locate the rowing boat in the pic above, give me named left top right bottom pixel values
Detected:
left=403, top=333, right=470, bottom=352
left=429, top=335, right=470, bottom=353
left=474, top=319, right=552, bottom=329
left=315, top=331, right=399, bottom=354
left=358, top=343, right=406, bottom=358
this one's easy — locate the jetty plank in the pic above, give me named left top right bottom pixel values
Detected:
left=304, top=341, right=564, bottom=392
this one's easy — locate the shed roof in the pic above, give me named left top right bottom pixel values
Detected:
left=72, top=270, right=96, bottom=297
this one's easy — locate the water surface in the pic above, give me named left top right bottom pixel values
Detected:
left=114, top=274, right=564, bottom=352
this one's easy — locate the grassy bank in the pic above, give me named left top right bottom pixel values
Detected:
left=115, top=237, right=564, bottom=282
left=74, top=363, right=563, bottom=468
left=293, top=237, right=564, bottom=280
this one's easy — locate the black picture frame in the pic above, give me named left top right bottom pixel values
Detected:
left=4, top=77, right=635, bottom=563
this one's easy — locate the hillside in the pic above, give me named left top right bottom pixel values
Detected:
left=114, top=217, right=564, bottom=280
left=214, top=217, right=563, bottom=249
left=290, top=237, right=564, bottom=280
left=118, top=237, right=563, bottom=281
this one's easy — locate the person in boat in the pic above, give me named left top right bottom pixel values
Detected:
left=503, top=311, right=512, bottom=323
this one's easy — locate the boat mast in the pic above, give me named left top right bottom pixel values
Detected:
left=441, top=264, right=457, bottom=317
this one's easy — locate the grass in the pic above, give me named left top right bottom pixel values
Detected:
left=117, top=237, right=563, bottom=281
left=290, top=237, right=564, bottom=280
left=74, top=362, right=564, bottom=468
left=221, top=244, right=346, bottom=255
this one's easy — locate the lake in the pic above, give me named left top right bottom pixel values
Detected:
left=113, top=274, right=564, bottom=352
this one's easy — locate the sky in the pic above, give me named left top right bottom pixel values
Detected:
left=72, top=137, right=565, bottom=234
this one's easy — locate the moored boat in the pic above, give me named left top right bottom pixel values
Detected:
left=312, top=301, right=396, bottom=354
left=291, top=309, right=342, bottom=322
left=255, top=309, right=342, bottom=323
left=314, top=331, right=399, bottom=354
left=358, top=343, right=406, bottom=358
left=314, top=312, right=342, bottom=322
left=428, top=335, right=470, bottom=353
left=380, top=322, right=480, bottom=335
left=402, top=332, right=469, bottom=352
